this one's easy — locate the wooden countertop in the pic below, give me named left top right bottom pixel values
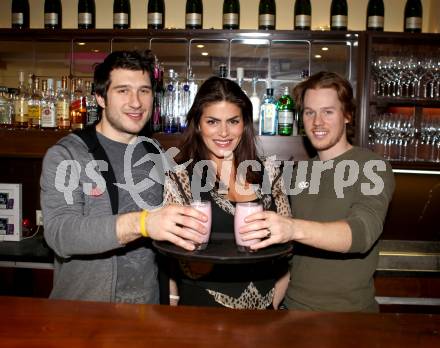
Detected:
left=1, top=296, right=439, bottom=347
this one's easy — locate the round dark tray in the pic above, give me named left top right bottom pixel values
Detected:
left=153, top=234, right=292, bottom=264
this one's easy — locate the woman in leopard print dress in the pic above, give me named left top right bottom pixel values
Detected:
left=163, top=76, right=292, bottom=309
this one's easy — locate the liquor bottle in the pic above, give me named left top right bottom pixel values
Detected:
left=56, top=76, right=70, bottom=130
left=330, top=0, right=347, bottom=31
left=249, top=78, right=261, bottom=134
left=294, top=0, right=311, bottom=30
left=70, top=78, right=87, bottom=130
left=152, top=61, right=164, bottom=132
left=236, top=67, right=244, bottom=90
left=163, top=69, right=179, bottom=133
left=148, top=0, right=165, bottom=29
left=186, top=0, right=203, bottom=29
left=366, top=0, right=384, bottom=31
left=223, top=0, right=240, bottom=30
left=218, top=64, right=228, bottom=78
left=258, top=0, right=276, bottom=30
left=28, top=76, right=42, bottom=128
left=13, top=71, right=29, bottom=128
left=404, top=0, right=422, bottom=33
left=44, top=0, right=62, bottom=29
left=260, top=88, right=277, bottom=135
left=11, top=0, right=29, bottom=29
left=0, top=86, right=13, bottom=128
left=113, top=0, right=130, bottom=29
left=41, top=79, right=57, bottom=129
left=78, top=0, right=96, bottom=29
left=276, top=86, right=296, bottom=136
left=85, top=81, right=99, bottom=126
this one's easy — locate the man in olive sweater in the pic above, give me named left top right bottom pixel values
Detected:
left=241, top=71, right=395, bottom=312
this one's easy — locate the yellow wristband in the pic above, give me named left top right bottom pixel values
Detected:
left=140, top=210, right=149, bottom=238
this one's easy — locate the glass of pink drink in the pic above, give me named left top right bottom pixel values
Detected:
left=190, top=200, right=212, bottom=250
left=234, top=202, right=263, bottom=252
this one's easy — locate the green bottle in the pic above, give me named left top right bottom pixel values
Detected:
left=113, top=0, right=130, bottom=29
left=366, top=0, right=384, bottom=31
left=330, top=0, right=347, bottom=31
left=223, top=0, right=240, bottom=30
left=277, top=86, right=296, bottom=136
left=258, top=0, right=276, bottom=30
left=44, top=0, right=62, bottom=29
left=148, top=0, right=165, bottom=29
left=404, top=0, right=422, bottom=33
left=294, top=0, right=311, bottom=31
left=186, top=0, right=203, bottom=29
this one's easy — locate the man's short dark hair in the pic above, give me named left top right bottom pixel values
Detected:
left=93, top=50, right=155, bottom=102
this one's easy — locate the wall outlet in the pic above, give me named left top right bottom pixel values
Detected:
left=36, top=210, right=43, bottom=226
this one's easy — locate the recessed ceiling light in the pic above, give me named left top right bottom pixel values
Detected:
left=92, top=49, right=100, bottom=53
left=197, top=44, right=205, bottom=48
left=321, top=47, right=329, bottom=51
left=201, top=52, right=209, bottom=56
left=314, top=54, right=322, bottom=59
left=77, top=42, right=86, bottom=46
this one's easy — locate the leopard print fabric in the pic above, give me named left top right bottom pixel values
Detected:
left=163, top=158, right=292, bottom=309
left=163, top=157, right=292, bottom=217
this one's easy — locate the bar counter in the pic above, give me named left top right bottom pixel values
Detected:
left=1, top=296, right=439, bottom=347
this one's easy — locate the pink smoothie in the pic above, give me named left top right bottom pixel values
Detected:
left=234, top=202, right=263, bottom=251
left=191, top=200, right=212, bottom=250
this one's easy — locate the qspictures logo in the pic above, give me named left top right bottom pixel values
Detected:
left=54, top=136, right=388, bottom=210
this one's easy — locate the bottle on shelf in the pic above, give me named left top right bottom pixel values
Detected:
left=0, top=86, right=13, bottom=128
left=404, top=0, right=422, bottom=33
left=223, top=0, right=240, bottom=30
left=11, top=0, right=29, bottom=29
left=113, top=0, right=131, bottom=29
left=366, top=0, right=384, bottom=31
left=85, top=81, right=99, bottom=126
left=70, top=78, right=87, bottom=130
left=249, top=77, right=261, bottom=134
left=294, top=0, right=311, bottom=31
left=260, top=87, right=277, bottom=136
left=277, top=86, right=296, bottom=136
left=28, top=76, right=42, bottom=129
left=44, top=0, right=62, bottom=30
left=148, top=0, right=165, bottom=30
left=13, top=71, right=29, bottom=128
left=187, top=69, right=198, bottom=116
left=163, top=69, right=179, bottom=133
left=78, top=0, right=96, bottom=29
left=258, top=0, right=276, bottom=30
left=218, top=64, right=228, bottom=78
left=330, top=0, right=347, bottom=31
left=186, top=0, right=203, bottom=29
left=41, top=79, right=57, bottom=130
left=236, top=67, right=244, bottom=90
left=152, top=60, right=164, bottom=132
left=56, top=76, right=70, bottom=130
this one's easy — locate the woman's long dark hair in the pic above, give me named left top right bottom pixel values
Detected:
left=177, top=76, right=261, bottom=184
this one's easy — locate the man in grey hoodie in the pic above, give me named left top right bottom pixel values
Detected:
left=40, top=50, right=208, bottom=304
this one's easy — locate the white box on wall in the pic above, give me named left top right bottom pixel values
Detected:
left=0, top=183, right=22, bottom=242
